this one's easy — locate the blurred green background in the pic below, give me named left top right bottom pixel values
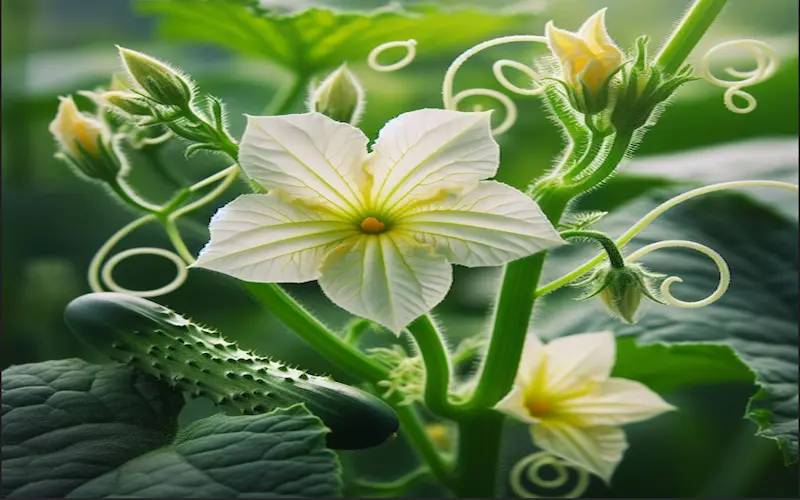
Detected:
left=2, top=0, right=798, bottom=497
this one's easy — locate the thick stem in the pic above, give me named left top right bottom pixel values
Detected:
left=453, top=412, right=505, bottom=497
left=654, top=0, right=730, bottom=74
left=406, top=315, right=460, bottom=419
left=567, top=131, right=633, bottom=194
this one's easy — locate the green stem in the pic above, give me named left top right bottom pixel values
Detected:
left=393, top=405, right=455, bottom=489
left=560, top=229, right=625, bottom=268
left=108, top=178, right=161, bottom=213
left=563, top=132, right=607, bottom=182
left=265, top=73, right=309, bottom=115
left=567, top=131, right=633, bottom=194
left=244, top=282, right=388, bottom=382
left=453, top=412, right=505, bottom=497
left=163, top=220, right=194, bottom=264
left=406, top=315, right=460, bottom=419
left=654, top=0, right=730, bottom=74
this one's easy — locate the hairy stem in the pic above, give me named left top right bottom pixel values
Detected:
left=560, top=229, right=626, bottom=268
left=407, top=315, right=461, bottom=419
left=654, top=0, right=730, bottom=74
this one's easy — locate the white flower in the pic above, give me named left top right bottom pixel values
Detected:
left=496, top=331, right=675, bottom=483
left=192, top=109, right=563, bottom=333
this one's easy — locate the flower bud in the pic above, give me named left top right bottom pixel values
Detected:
left=101, top=90, right=152, bottom=116
left=310, top=64, right=365, bottom=125
left=575, top=263, right=665, bottom=324
left=545, top=9, right=623, bottom=115
left=117, top=46, right=193, bottom=108
left=611, top=37, right=698, bottom=133
left=109, top=72, right=132, bottom=91
left=49, top=96, right=122, bottom=181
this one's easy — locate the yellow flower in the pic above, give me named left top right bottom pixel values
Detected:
left=546, top=9, right=623, bottom=98
left=495, top=331, right=675, bottom=483
left=48, top=96, right=104, bottom=158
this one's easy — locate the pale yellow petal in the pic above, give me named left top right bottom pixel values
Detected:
left=557, top=378, right=676, bottom=426
left=545, top=21, right=591, bottom=64
left=532, top=422, right=627, bottom=484
left=496, top=386, right=539, bottom=424
left=542, top=331, right=616, bottom=394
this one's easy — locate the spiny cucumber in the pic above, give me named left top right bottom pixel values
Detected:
left=63, top=292, right=399, bottom=450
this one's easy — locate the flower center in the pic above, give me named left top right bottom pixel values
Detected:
left=360, top=216, right=386, bottom=234
left=525, top=398, right=552, bottom=417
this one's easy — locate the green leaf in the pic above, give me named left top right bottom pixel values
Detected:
left=2, top=359, right=342, bottom=498
left=70, top=405, right=341, bottom=498
left=1, top=358, right=184, bottom=498
left=540, top=189, right=798, bottom=464
left=137, top=0, right=533, bottom=74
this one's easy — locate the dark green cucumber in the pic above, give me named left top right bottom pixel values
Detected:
left=63, top=292, right=399, bottom=450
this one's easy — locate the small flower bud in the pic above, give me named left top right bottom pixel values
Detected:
left=117, top=46, right=193, bottom=108
left=101, top=90, right=152, bottom=116
left=545, top=9, right=623, bottom=116
left=310, top=64, right=365, bottom=125
left=49, top=96, right=122, bottom=181
left=575, top=263, right=665, bottom=324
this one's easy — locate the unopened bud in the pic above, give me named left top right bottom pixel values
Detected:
left=117, top=46, right=193, bottom=107
left=575, top=263, right=665, bottom=324
left=101, top=90, right=152, bottom=116
left=311, top=64, right=365, bottom=125
left=109, top=72, right=132, bottom=91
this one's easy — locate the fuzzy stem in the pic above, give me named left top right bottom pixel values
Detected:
left=654, top=0, right=730, bottom=74
left=406, top=315, right=461, bottom=419
left=561, top=229, right=625, bottom=268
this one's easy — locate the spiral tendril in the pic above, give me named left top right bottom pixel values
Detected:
left=367, top=39, right=418, bottom=72
left=626, top=240, right=730, bottom=308
left=509, top=452, right=590, bottom=498
left=536, top=180, right=799, bottom=298
left=88, top=165, right=240, bottom=299
left=700, top=39, right=779, bottom=114
left=442, top=35, right=549, bottom=135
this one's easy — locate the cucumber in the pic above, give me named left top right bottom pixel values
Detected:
left=63, top=292, right=399, bottom=450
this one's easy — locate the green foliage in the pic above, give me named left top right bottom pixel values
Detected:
left=1, top=358, right=341, bottom=498
left=137, top=0, right=533, bottom=75
left=64, top=292, right=400, bottom=450
left=541, top=189, right=798, bottom=464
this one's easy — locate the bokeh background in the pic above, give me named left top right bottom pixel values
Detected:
left=2, top=0, right=798, bottom=497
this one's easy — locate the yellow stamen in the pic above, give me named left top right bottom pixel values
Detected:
left=360, top=216, right=386, bottom=234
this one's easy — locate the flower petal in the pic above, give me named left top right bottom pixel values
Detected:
left=239, top=113, right=370, bottom=218
left=192, top=193, right=356, bottom=283
left=557, top=378, right=676, bottom=427
left=318, top=233, right=452, bottom=334
left=577, top=8, right=621, bottom=57
left=399, top=181, right=564, bottom=267
left=496, top=386, right=539, bottom=424
left=517, top=334, right=547, bottom=386
left=545, top=21, right=592, bottom=63
left=367, top=109, right=499, bottom=214
left=543, top=331, right=616, bottom=393
left=532, top=422, right=628, bottom=484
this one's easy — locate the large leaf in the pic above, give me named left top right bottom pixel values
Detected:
left=1, top=359, right=184, bottom=498
left=538, top=189, right=798, bottom=464
left=138, top=0, right=532, bottom=74
left=70, top=406, right=340, bottom=498
left=1, top=359, right=342, bottom=498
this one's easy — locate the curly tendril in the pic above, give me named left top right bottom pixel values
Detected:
left=509, top=452, right=590, bottom=498
left=626, top=239, right=730, bottom=308
left=700, top=39, right=779, bottom=114
left=367, top=39, right=418, bottom=72
left=536, top=180, right=799, bottom=299
left=442, top=35, right=549, bottom=135
left=88, top=165, right=240, bottom=298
